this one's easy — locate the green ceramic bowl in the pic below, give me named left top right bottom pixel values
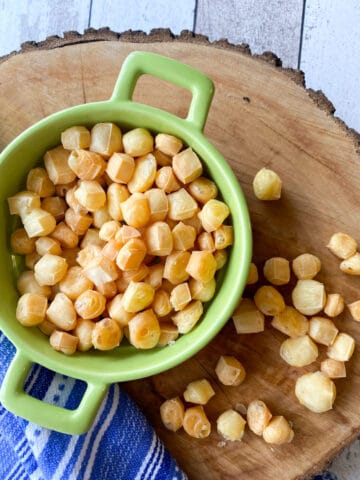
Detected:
left=0, top=51, right=252, bottom=434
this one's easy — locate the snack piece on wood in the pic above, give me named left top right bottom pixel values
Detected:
left=160, top=397, right=185, bottom=432
left=327, top=232, right=357, bottom=259
left=292, top=253, right=321, bottom=280
left=217, top=409, right=246, bottom=442
left=252, top=167, right=282, bottom=200
left=295, top=371, right=336, bottom=413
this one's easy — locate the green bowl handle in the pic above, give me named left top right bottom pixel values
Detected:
left=0, top=350, right=108, bottom=435
left=111, top=51, right=214, bottom=132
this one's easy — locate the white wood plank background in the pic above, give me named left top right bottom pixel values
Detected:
left=0, top=0, right=90, bottom=55
left=90, top=0, right=196, bottom=35
left=0, top=1, right=359, bottom=478
left=195, top=0, right=304, bottom=68
left=300, top=0, right=360, bottom=132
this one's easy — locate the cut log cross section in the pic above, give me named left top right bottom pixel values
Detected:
left=0, top=28, right=359, bottom=480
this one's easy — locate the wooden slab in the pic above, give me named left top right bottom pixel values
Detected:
left=1, top=30, right=360, bottom=480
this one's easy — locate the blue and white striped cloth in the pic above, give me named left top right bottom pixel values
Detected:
left=0, top=332, right=186, bottom=480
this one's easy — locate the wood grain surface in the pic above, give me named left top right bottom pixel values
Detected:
left=0, top=31, right=360, bottom=480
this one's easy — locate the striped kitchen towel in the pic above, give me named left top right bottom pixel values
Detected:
left=0, top=332, right=186, bottom=480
